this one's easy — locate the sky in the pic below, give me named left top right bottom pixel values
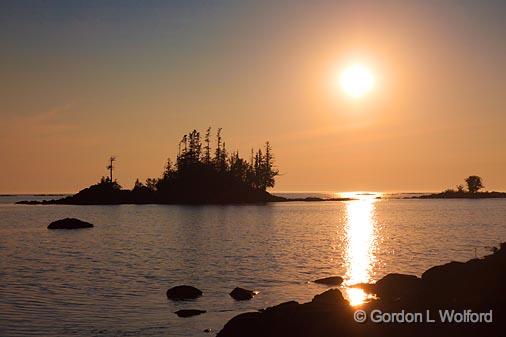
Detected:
left=1, top=0, right=505, bottom=194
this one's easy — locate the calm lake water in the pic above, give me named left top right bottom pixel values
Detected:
left=1, top=193, right=506, bottom=336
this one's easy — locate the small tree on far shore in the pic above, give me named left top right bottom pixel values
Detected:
left=465, top=175, right=484, bottom=194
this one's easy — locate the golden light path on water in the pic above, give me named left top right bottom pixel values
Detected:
left=340, top=192, right=379, bottom=306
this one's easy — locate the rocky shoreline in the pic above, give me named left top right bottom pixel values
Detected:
left=217, top=243, right=506, bottom=337
left=15, top=192, right=354, bottom=205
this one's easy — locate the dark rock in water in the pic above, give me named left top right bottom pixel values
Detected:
left=230, top=287, right=257, bottom=301
left=175, top=309, right=206, bottom=317
left=313, top=276, right=344, bottom=286
left=203, top=328, right=213, bottom=333
left=166, top=285, right=203, bottom=300
left=311, top=288, right=346, bottom=305
left=352, top=274, right=421, bottom=301
left=374, top=273, right=421, bottom=300
left=47, top=218, right=94, bottom=230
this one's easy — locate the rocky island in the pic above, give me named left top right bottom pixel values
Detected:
left=418, top=175, right=506, bottom=199
left=16, top=128, right=357, bottom=205
left=17, top=128, right=285, bottom=205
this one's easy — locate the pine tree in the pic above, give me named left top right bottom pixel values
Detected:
left=262, top=141, right=278, bottom=189
left=204, top=127, right=212, bottom=164
left=214, top=127, right=222, bottom=168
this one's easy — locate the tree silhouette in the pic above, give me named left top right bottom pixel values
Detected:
left=262, top=141, right=278, bottom=189
left=204, top=127, right=212, bottom=164
left=106, top=156, right=116, bottom=182
left=84, top=128, right=279, bottom=204
left=465, top=175, right=484, bottom=194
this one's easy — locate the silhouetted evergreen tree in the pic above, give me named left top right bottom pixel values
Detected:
left=82, top=128, right=280, bottom=204
left=261, top=141, right=278, bottom=189
left=214, top=128, right=228, bottom=172
left=204, top=127, right=212, bottom=164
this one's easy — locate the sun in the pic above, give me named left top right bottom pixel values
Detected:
left=339, top=64, right=375, bottom=98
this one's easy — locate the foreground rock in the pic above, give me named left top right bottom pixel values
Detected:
left=175, top=309, right=206, bottom=317
left=47, top=218, right=94, bottom=229
left=230, top=287, right=257, bottom=301
left=218, top=289, right=353, bottom=337
left=166, top=285, right=203, bottom=300
left=353, top=273, right=422, bottom=301
left=218, top=243, right=506, bottom=337
left=313, top=276, right=344, bottom=286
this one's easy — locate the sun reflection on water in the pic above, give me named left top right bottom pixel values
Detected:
left=342, top=192, right=379, bottom=306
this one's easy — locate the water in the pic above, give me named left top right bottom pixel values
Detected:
left=1, top=193, right=506, bottom=336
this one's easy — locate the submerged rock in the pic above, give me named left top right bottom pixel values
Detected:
left=313, top=276, right=344, bottom=286
left=47, top=218, right=94, bottom=230
left=175, top=309, right=206, bottom=317
left=229, top=287, right=257, bottom=301
left=166, top=285, right=203, bottom=300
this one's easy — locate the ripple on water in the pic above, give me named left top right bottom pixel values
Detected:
left=1, top=198, right=506, bottom=336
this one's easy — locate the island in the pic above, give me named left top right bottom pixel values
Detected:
left=18, top=128, right=284, bottom=204
left=418, top=175, right=506, bottom=199
left=16, top=128, right=354, bottom=205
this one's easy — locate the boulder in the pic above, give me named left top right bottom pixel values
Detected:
left=311, top=288, right=346, bottom=305
left=166, top=285, right=203, bottom=300
left=47, top=218, right=94, bottom=229
left=175, top=309, right=206, bottom=317
left=369, top=273, right=421, bottom=300
left=313, top=276, right=344, bottom=286
left=262, top=301, right=299, bottom=313
left=230, top=287, right=257, bottom=301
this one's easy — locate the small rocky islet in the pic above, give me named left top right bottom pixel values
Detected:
left=229, top=287, right=258, bottom=301
left=313, top=276, right=344, bottom=286
left=47, top=218, right=94, bottom=230
left=166, top=285, right=203, bottom=301
left=174, top=309, right=206, bottom=317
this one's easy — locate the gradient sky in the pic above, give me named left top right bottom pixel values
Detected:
left=1, top=0, right=505, bottom=193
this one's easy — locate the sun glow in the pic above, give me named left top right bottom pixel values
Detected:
left=339, top=64, right=375, bottom=98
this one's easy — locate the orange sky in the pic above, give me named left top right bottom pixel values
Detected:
left=1, top=1, right=505, bottom=194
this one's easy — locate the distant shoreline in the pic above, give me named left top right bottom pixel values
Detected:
left=10, top=191, right=506, bottom=205
left=15, top=195, right=357, bottom=205
left=415, top=191, right=506, bottom=199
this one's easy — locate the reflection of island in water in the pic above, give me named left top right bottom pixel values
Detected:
left=343, top=193, right=378, bottom=305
